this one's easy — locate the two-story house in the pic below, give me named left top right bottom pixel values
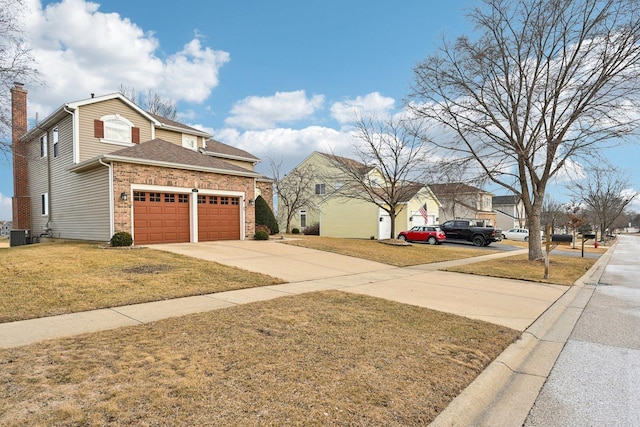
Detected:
left=429, top=182, right=496, bottom=225
left=279, top=151, right=442, bottom=239
left=492, top=195, right=526, bottom=231
left=11, top=83, right=271, bottom=244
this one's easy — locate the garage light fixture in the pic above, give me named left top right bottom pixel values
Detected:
left=248, top=199, right=255, bottom=206
left=120, top=192, right=128, bottom=201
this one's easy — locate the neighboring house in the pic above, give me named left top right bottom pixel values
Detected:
left=493, top=195, right=526, bottom=231
left=280, top=152, right=442, bottom=239
left=10, top=84, right=272, bottom=244
left=0, top=221, right=12, bottom=237
left=429, top=182, right=497, bottom=225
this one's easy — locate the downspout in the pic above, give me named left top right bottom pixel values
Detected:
left=98, top=157, right=115, bottom=239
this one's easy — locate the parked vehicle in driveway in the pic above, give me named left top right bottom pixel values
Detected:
left=439, top=219, right=502, bottom=247
left=502, top=228, right=531, bottom=241
left=397, top=226, right=446, bottom=245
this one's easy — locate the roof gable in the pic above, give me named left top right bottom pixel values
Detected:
left=203, top=139, right=260, bottom=162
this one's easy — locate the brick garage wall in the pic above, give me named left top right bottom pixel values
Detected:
left=256, top=180, right=274, bottom=210
left=11, top=84, right=31, bottom=230
left=112, top=163, right=256, bottom=239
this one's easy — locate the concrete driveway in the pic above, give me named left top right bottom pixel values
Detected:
left=149, top=240, right=568, bottom=331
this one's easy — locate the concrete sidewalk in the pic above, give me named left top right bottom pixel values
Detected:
left=431, top=235, right=623, bottom=427
left=1, top=240, right=566, bottom=348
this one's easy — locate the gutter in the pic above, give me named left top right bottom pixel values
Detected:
left=69, top=155, right=263, bottom=179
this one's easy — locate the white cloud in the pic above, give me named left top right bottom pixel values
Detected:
left=0, top=193, right=12, bottom=221
left=214, top=126, right=355, bottom=172
left=330, top=92, right=395, bottom=125
left=224, top=91, right=325, bottom=130
left=22, top=0, right=229, bottom=115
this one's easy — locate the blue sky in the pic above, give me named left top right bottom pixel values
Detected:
left=1, top=0, right=639, bottom=220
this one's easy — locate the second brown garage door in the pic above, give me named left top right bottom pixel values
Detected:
left=133, top=192, right=190, bottom=244
left=198, top=195, right=241, bottom=241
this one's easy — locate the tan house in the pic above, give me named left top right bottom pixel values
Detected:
left=280, top=152, right=442, bottom=239
left=11, top=84, right=272, bottom=244
left=429, top=182, right=497, bottom=225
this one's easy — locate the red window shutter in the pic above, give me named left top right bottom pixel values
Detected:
left=94, top=119, right=104, bottom=138
left=132, top=127, right=140, bottom=144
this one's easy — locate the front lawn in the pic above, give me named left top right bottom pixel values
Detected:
left=0, top=291, right=519, bottom=426
left=284, top=235, right=486, bottom=266
left=0, top=240, right=283, bottom=322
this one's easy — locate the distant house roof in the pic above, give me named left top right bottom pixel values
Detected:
left=429, top=182, right=491, bottom=196
left=203, top=139, right=260, bottom=163
left=70, top=139, right=262, bottom=178
left=493, top=195, right=519, bottom=205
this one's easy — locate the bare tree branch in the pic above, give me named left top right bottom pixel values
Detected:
left=568, top=167, right=640, bottom=241
left=1, top=0, right=41, bottom=156
left=328, top=115, right=431, bottom=239
left=409, top=0, right=640, bottom=259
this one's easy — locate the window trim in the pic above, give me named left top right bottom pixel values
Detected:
left=52, top=127, right=59, bottom=158
left=300, top=209, right=307, bottom=228
left=315, top=183, right=326, bottom=195
left=182, top=134, right=198, bottom=151
left=99, top=114, right=135, bottom=146
left=40, top=134, right=48, bottom=158
left=41, top=193, right=49, bottom=216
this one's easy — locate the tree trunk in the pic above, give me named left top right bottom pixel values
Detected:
left=526, top=203, right=544, bottom=260
left=389, top=211, right=396, bottom=240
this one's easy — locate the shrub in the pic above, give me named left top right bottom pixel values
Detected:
left=291, top=228, right=300, bottom=235
left=110, top=231, right=133, bottom=247
left=254, top=230, right=270, bottom=240
left=255, top=224, right=271, bottom=235
left=304, top=223, right=320, bottom=235
left=255, top=195, right=279, bottom=234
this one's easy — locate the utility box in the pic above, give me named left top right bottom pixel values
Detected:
left=10, top=229, right=29, bottom=247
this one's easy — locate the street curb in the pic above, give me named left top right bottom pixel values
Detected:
left=429, top=243, right=616, bottom=427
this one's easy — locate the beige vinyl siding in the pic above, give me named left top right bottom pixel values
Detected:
left=49, top=114, right=111, bottom=240
left=320, top=197, right=378, bottom=238
left=155, top=128, right=181, bottom=145
left=49, top=166, right=110, bottom=241
left=77, top=99, right=153, bottom=162
left=221, top=158, right=255, bottom=171
left=27, top=129, right=50, bottom=234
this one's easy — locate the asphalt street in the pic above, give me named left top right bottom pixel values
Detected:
left=525, top=235, right=640, bottom=426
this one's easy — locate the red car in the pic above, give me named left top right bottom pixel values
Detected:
left=397, top=226, right=446, bottom=245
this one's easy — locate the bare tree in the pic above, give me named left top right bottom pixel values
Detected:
left=568, top=168, right=639, bottom=241
left=409, top=0, right=640, bottom=260
left=270, top=158, right=319, bottom=233
left=1, top=0, right=41, bottom=155
left=329, top=115, right=429, bottom=239
left=541, top=198, right=567, bottom=234
left=118, top=85, right=178, bottom=120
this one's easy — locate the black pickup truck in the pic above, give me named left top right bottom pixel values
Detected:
left=439, top=219, right=502, bottom=247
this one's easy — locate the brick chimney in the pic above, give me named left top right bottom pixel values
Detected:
left=11, top=82, right=31, bottom=230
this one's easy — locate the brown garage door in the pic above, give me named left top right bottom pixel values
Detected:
left=133, top=192, right=190, bottom=244
left=198, top=195, right=241, bottom=241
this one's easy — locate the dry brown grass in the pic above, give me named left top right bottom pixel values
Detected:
left=0, top=291, right=519, bottom=426
left=445, top=254, right=596, bottom=285
left=0, top=240, right=283, bottom=322
left=284, top=235, right=485, bottom=266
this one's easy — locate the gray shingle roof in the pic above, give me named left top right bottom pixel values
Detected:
left=205, top=139, right=259, bottom=161
left=110, top=139, right=257, bottom=175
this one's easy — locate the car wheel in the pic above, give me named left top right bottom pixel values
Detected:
left=427, top=236, right=437, bottom=245
left=524, top=236, right=529, bottom=242
left=472, top=235, right=485, bottom=247
left=398, top=235, right=406, bottom=241
left=502, top=234, right=506, bottom=239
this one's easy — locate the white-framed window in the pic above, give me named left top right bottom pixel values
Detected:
left=315, top=183, right=326, bottom=195
left=52, top=127, right=59, bottom=157
left=40, top=134, right=47, bottom=158
left=41, top=193, right=49, bottom=216
left=300, top=210, right=307, bottom=228
left=182, top=134, right=197, bottom=150
left=99, top=114, right=134, bottom=144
